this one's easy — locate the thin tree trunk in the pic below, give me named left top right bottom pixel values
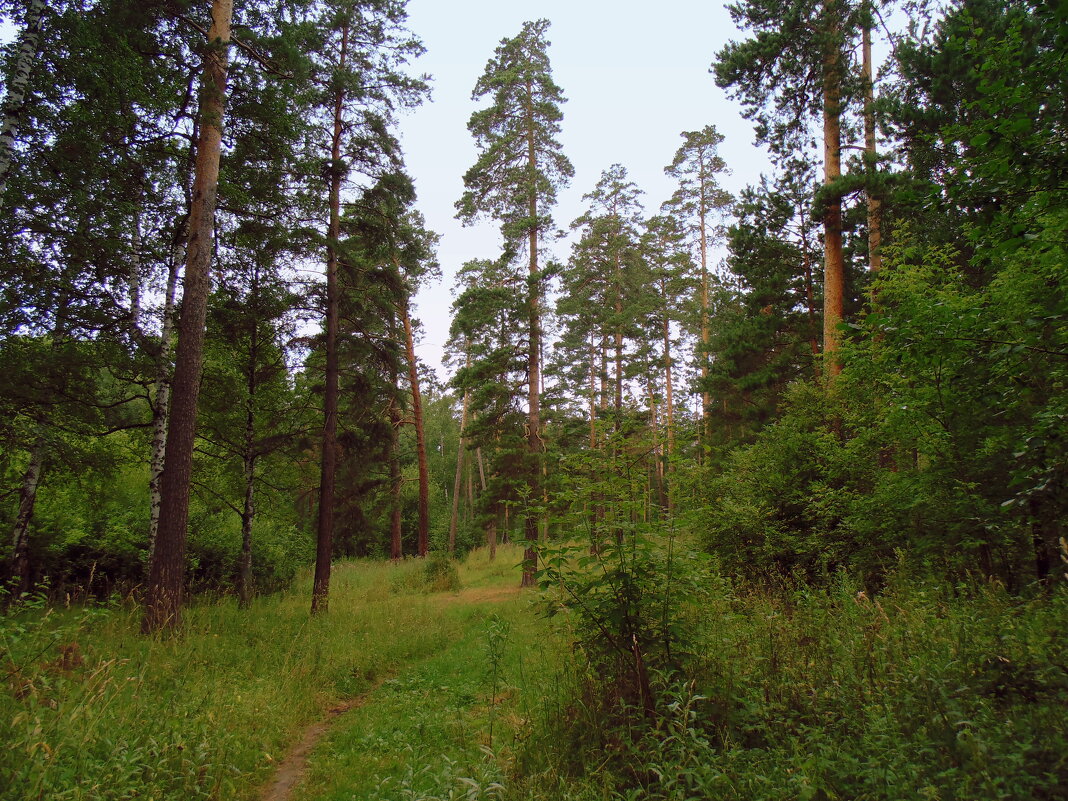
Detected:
left=238, top=427, right=256, bottom=608
left=401, top=302, right=429, bottom=557
left=800, top=207, right=821, bottom=364
left=600, top=337, right=609, bottom=412
left=614, top=256, right=623, bottom=431
left=311, top=21, right=349, bottom=615
left=0, top=0, right=46, bottom=195
left=662, top=283, right=675, bottom=513
left=589, top=336, right=598, bottom=448
left=142, top=0, right=232, bottom=634
left=476, top=447, right=487, bottom=492
left=487, top=505, right=497, bottom=562
left=146, top=227, right=182, bottom=567
left=389, top=396, right=403, bottom=561
left=522, top=79, right=540, bottom=588
left=448, top=384, right=470, bottom=555
left=237, top=308, right=259, bottom=609
left=698, top=163, right=710, bottom=442
left=8, top=437, right=43, bottom=593
left=129, top=191, right=143, bottom=340
left=822, top=0, right=845, bottom=379
left=862, top=6, right=882, bottom=276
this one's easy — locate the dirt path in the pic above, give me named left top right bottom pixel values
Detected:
left=258, top=695, right=371, bottom=801
left=258, top=584, right=523, bottom=801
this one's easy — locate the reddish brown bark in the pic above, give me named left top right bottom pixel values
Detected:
left=311, top=21, right=349, bottom=615
left=821, top=0, right=845, bottom=379
left=142, top=0, right=232, bottom=634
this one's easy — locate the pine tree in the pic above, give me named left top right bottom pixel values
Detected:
left=143, top=0, right=234, bottom=633
left=714, top=0, right=854, bottom=376
left=663, top=126, right=732, bottom=438
left=307, top=0, right=425, bottom=613
left=456, top=19, right=573, bottom=586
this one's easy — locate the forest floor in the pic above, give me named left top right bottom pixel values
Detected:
left=0, top=544, right=562, bottom=801
left=5, top=547, right=1068, bottom=801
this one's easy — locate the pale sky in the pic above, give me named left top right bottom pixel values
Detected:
left=0, top=2, right=779, bottom=381
left=397, top=0, right=774, bottom=381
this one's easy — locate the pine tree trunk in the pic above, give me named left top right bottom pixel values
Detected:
left=662, top=283, right=675, bottom=513
left=402, top=302, right=429, bottom=557
left=522, top=82, right=540, bottom=588
left=800, top=207, right=821, bottom=364
left=589, top=336, right=598, bottom=448
left=238, top=439, right=256, bottom=609
left=237, top=318, right=259, bottom=609
left=614, top=255, right=623, bottom=431
left=862, top=8, right=882, bottom=276
left=0, top=0, right=46, bottom=195
left=142, top=0, right=232, bottom=634
left=476, top=447, right=487, bottom=492
left=821, top=0, right=845, bottom=378
left=311, top=21, right=349, bottom=615
left=389, top=396, right=403, bottom=561
left=698, top=164, right=711, bottom=442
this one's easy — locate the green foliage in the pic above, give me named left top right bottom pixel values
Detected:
left=423, top=551, right=462, bottom=594
left=520, top=577, right=1068, bottom=801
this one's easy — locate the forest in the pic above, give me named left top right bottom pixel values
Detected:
left=1, top=0, right=1066, bottom=799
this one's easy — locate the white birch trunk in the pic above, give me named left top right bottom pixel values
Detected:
left=0, top=0, right=46, bottom=195
left=146, top=240, right=181, bottom=566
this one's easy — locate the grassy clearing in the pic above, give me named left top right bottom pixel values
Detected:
left=0, top=547, right=537, bottom=801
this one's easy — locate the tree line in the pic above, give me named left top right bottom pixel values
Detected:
left=1, top=0, right=1064, bottom=634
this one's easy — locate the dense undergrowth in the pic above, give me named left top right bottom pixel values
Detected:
left=517, top=554, right=1068, bottom=801
left=3, top=543, right=1067, bottom=801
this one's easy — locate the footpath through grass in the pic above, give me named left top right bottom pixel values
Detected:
left=5, top=542, right=1068, bottom=801
left=0, top=544, right=554, bottom=801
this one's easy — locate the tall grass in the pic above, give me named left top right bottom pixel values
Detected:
left=0, top=553, right=512, bottom=800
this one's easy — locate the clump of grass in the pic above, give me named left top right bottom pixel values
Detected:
left=423, top=551, right=462, bottom=593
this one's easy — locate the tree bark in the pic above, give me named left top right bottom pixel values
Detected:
left=448, top=385, right=470, bottom=555
left=311, top=21, right=349, bottom=615
left=389, top=396, right=403, bottom=561
left=0, top=0, right=46, bottom=196
left=698, top=161, right=711, bottom=442
left=142, top=0, right=232, bottom=634
left=402, top=302, right=429, bottom=557
left=238, top=425, right=256, bottom=609
left=661, top=280, right=675, bottom=512
left=8, top=437, right=43, bottom=594
left=614, top=253, right=623, bottom=431
left=476, top=447, right=487, bottom=492
left=147, top=229, right=182, bottom=567
left=237, top=310, right=259, bottom=609
left=522, top=80, right=540, bottom=588
left=862, top=6, right=882, bottom=276
left=821, top=0, right=845, bottom=379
